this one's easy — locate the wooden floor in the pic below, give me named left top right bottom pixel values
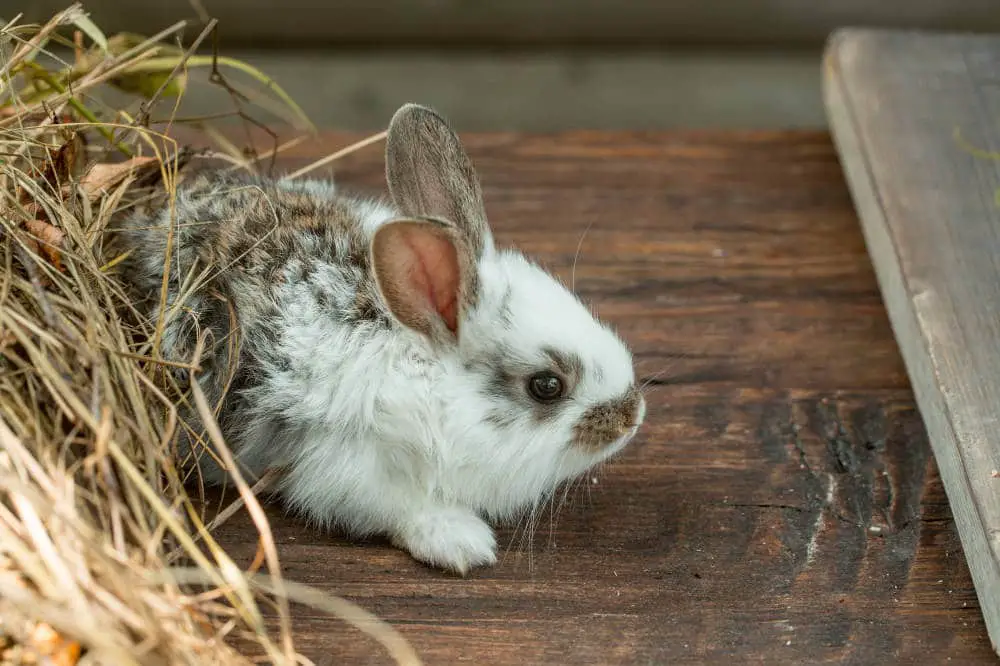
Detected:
left=205, top=129, right=996, bottom=664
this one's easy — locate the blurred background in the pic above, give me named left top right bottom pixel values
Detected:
left=7, top=1, right=1000, bottom=132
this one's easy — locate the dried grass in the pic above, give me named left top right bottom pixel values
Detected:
left=0, top=5, right=421, bottom=665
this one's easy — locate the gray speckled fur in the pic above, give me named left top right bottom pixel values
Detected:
left=117, top=170, right=396, bottom=481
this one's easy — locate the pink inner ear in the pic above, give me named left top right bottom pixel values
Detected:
left=403, top=230, right=460, bottom=333
left=374, top=221, right=462, bottom=337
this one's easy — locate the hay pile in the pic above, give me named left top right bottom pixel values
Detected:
left=0, top=5, right=420, bottom=665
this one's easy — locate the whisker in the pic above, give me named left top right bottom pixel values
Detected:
left=518, top=498, right=542, bottom=574
left=639, top=368, right=672, bottom=395
left=527, top=501, right=539, bottom=573
left=501, top=501, right=532, bottom=569
left=546, top=483, right=560, bottom=549
left=552, top=475, right=581, bottom=528
left=583, top=469, right=596, bottom=510
left=570, top=218, right=597, bottom=294
left=640, top=369, right=668, bottom=389
left=513, top=508, right=530, bottom=567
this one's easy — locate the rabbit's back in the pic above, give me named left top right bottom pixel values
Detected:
left=116, top=171, right=399, bottom=472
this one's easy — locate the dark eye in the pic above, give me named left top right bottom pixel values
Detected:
left=527, top=371, right=564, bottom=403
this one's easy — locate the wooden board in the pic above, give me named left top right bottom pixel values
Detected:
left=198, top=129, right=997, bottom=664
left=823, top=27, right=1000, bottom=656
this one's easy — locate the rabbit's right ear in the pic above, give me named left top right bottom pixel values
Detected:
left=385, top=104, right=492, bottom=259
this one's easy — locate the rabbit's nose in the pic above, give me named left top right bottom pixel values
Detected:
left=572, top=385, right=644, bottom=452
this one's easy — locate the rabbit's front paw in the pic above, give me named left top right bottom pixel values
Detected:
left=395, top=506, right=497, bottom=575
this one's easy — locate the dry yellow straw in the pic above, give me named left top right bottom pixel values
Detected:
left=0, top=5, right=421, bottom=665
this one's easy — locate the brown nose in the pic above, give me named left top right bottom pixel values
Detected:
left=572, top=385, right=644, bottom=452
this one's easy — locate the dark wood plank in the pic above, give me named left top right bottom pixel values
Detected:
left=823, top=28, right=1000, bottom=656
left=199, top=129, right=996, bottom=664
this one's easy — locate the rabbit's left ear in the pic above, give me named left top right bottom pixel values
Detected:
left=371, top=217, right=478, bottom=344
left=385, top=103, right=492, bottom=260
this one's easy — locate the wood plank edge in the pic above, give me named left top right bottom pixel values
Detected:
left=821, top=28, right=1000, bottom=657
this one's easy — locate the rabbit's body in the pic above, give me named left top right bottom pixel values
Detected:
left=118, top=105, right=645, bottom=573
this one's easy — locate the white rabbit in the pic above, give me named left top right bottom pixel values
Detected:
left=118, top=103, right=646, bottom=574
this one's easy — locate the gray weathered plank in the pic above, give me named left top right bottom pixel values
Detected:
left=823, top=27, right=1000, bottom=655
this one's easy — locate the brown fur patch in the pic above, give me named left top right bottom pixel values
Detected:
left=573, top=386, right=642, bottom=452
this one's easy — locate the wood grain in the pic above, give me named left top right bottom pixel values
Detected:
left=192, top=129, right=996, bottom=664
left=824, top=28, right=1000, bottom=657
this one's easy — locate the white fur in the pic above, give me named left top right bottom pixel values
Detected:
left=224, top=199, right=644, bottom=573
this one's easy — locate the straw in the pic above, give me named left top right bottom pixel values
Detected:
left=0, top=5, right=412, bottom=665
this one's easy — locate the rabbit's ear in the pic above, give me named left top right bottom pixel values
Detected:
left=371, top=217, right=479, bottom=343
left=385, top=104, right=492, bottom=259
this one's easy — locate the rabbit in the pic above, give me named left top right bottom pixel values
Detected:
left=116, top=103, right=646, bottom=574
